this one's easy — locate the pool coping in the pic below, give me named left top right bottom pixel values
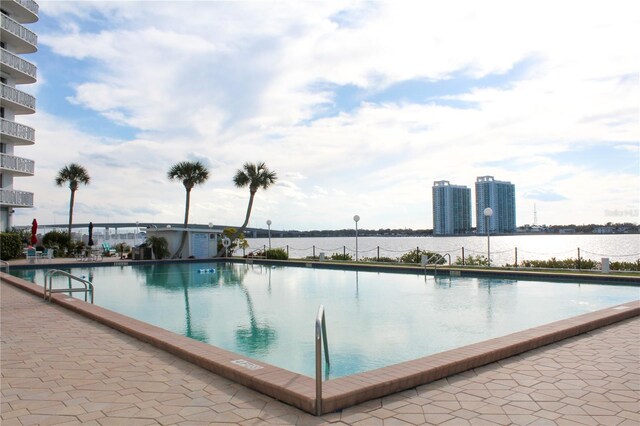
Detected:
left=1, top=271, right=639, bottom=415
left=8, top=256, right=639, bottom=285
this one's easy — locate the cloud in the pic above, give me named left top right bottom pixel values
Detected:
left=12, top=0, right=638, bottom=231
left=524, top=190, right=568, bottom=202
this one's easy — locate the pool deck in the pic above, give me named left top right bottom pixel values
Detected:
left=2, top=260, right=640, bottom=424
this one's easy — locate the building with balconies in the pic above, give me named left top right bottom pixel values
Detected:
left=432, top=180, right=472, bottom=235
left=475, top=176, right=516, bottom=234
left=0, top=0, right=38, bottom=231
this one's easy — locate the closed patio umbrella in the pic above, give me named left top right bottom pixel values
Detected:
left=88, top=222, right=94, bottom=247
left=30, top=218, right=38, bottom=245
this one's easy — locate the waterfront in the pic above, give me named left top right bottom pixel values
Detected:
left=246, top=234, right=639, bottom=266
left=62, top=232, right=638, bottom=267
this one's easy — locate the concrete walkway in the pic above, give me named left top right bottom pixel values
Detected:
left=1, top=282, right=639, bottom=425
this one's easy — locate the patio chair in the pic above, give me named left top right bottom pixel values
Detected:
left=43, top=248, right=54, bottom=263
left=26, top=247, right=38, bottom=263
left=102, top=242, right=117, bottom=256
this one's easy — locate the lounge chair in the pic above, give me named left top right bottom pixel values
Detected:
left=43, top=248, right=54, bottom=263
left=26, top=247, right=38, bottom=263
left=102, top=242, right=116, bottom=256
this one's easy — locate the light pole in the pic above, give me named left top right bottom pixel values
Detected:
left=266, top=219, right=272, bottom=249
left=484, top=207, right=493, bottom=267
left=134, top=221, right=139, bottom=246
left=353, top=215, right=360, bottom=261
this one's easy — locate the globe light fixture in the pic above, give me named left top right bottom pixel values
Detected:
left=484, top=207, right=493, bottom=267
left=266, top=219, right=272, bottom=249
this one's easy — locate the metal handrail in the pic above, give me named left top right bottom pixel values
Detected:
left=315, top=304, right=330, bottom=415
left=423, top=253, right=451, bottom=277
left=44, top=269, right=94, bottom=303
left=0, top=260, right=9, bottom=272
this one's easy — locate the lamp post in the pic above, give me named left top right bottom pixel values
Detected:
left=484, top=207, right=493, bottom=267
left=266, top=219, right=272, bottom=249
left=134, top=221, right=139, bottom=246
left=353, top=215, right=360, bottom=261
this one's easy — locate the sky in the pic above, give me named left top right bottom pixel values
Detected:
left=12, top=0, right=640, bottom=231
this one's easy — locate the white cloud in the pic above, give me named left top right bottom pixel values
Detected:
left=12, top=0, right=638, bottom=230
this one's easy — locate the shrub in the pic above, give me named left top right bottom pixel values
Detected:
left=0, top=233, right=23, bottom=260
left=400, top=249, right=446, bottom=264
left=146, top=236, right=168, bottom=259
left=266, top=248, right=288, bottom=260
left=454, top=255, right=489, bottom=266
left=362, top=256, right=398, bottom=263
left=42, top=231, right=71, bottom=256
left=610, top=260, right=640, bottom=271
left=330, top=253, right=352, bottom=261
left=520, top=257, right=597, bottom=270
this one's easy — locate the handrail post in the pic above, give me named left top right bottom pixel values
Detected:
left=315, top=304, right=330, bottom=415
left=43, top=269, right=94, bottom=303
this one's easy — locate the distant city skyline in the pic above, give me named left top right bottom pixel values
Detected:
left=9, top=1, right=639, bottom=231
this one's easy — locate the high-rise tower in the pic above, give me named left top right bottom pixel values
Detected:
left=0, top=0, right=38, bottom=231
left=432, top=180, right=472, bottom=235
left=475, top=176, right=516, bottom=234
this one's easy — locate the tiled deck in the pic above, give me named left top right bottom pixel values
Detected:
left=2, top=277, right=639, bottom=425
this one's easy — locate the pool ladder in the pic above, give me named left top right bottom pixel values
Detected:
left=315, top=304, right=330, bottom=415
left=422, top=253, right=451, bottom=277
left=44, top=269, right=94, bottom=304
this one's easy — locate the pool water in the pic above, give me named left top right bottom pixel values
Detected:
left=13, top=263, right=640, bottom=379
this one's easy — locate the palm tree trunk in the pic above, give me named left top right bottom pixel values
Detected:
left=68, top=189, right=75, bottom=251
left=239, top=190, right=256, bottom=231
left=216, top=190, right=256, bottom=257
left=173, top=189, right=191, bottom=259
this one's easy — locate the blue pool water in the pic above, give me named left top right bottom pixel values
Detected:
left=13, top=263, right=639, bottom=379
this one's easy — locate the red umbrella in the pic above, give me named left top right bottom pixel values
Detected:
left=30, top=218, right=38, bottom=245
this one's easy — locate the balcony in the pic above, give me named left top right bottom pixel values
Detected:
left=0, top=153, right=34, bottom=176
left=1, top=83, right=36, bottom=114
left=0, top=118, right=35, bottom=145
left=1, top=48, right=37, bottom=84
left=1, top=13, right=38, bottom=54
left=1, top=0, right=39, bottom=24
left=0, top=188, right=34, bottom=207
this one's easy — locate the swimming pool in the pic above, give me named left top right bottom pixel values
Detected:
left=12, top=262, right=640, bottom=379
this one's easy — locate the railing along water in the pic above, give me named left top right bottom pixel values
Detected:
left=315, top=304, right=330, bottom=415
left=44, top=269, right=94, bottom=303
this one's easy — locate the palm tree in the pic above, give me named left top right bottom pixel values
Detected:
left=167, top=161, right=210, bottom=258
left=55, top=163, right=90, bottom=247
left=219, top=162, right=277, bottom=256
left=234, top=161, right=277, bottom=231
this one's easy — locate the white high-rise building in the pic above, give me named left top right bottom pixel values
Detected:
left=432, top=180, right=472, bottom=235
left=475, top=176, right=516, bottom=234
left=0, top=0, right=38, bottom=231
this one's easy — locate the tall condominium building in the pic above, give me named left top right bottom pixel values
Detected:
left=0, top=0, right=38, bottom=232
left=475, top=176, right=516, bottom=234
left=432, top=180, right=472, bottom=235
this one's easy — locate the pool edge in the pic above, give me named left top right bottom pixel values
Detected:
left=2, top=271, right=638, bottom=415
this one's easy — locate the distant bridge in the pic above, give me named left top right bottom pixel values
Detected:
left=30, top=223, right=270, bottom=237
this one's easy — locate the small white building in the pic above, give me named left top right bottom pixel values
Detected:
left=145, top=227, right=220, bottom=259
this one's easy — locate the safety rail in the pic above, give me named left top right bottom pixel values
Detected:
left=44, top=269, right=94, bottom=303
left=315, top=304, right=330, bottom=415
left=246, top=248, right=266, bottom=259
left=422, top=253, right=451, bottom=277
left=0, top=260, right=9, bottom=272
